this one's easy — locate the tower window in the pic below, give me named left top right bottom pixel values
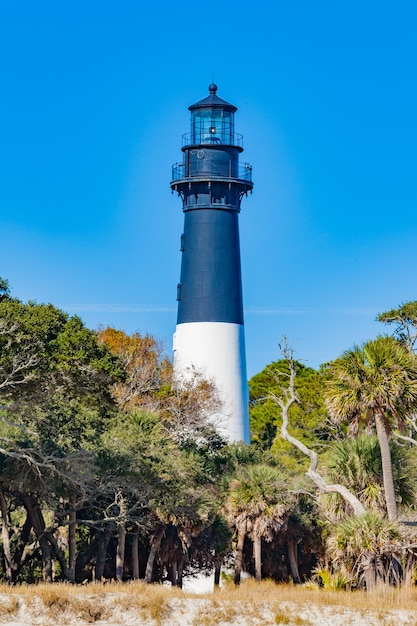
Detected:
left=192, top=109, right=233, bottom=145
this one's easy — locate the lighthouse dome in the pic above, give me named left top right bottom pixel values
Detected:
left=189, top=84, right=237, bottom=112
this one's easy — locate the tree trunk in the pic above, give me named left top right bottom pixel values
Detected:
left=40, top=538, right=52, bottom=582
left=176, top=556, right=184, bottom=588
left=75, top=530, right=99, bottom=581
left=95, top=524, right=112, bottom=581
left=19, top=493, right=52, bottom=582
left=253, top=533, right=262, bottom=582
left=168, top=560, right=184, bottom=587
left=145, top=527, right=164, bottom=584
left=287, top=537, right=301, bottom=584
left=131, top=530, right=139, bottom=580
left=214, top=559, right=221, bottom=588
left=168, top=562, right=176, bottom=585
left=234, top=526, right=246, bottom=586
left=116, top=497, right=127, bottom=582
left=0, top=487, right=12, bottom=583
left=67, top=495, right=77, bottom=582
left=11, top=512, right=32, bottom=582
left=375, top=412, right=398, bottom=520
left=116, top=524, right=126, bottom=582
left=364, top=558, right=376, bottom=591
left=46, top=530, right=69, bottom=579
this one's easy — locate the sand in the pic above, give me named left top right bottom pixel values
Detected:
left=0, top=593, right=415, bottom=625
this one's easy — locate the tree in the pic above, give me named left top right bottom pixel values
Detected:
left=377, top=301, right=417, bottom=352
left=249, top=360, right=329, bottom=466
left=97, top=327, right=171, bottom=412
left=377, top=301, right=417, bottom=446
left=273, top=344, right=366, bottom=517
left=190, top=514, right=232, bottom=588
left=321, top=435, right=417, bottom=521
left=226, top=463, right=295, bottom=583
left=99, top=409, right=223, bottom=585
left=327, top=512, right=402, bottom=589
left=98, top=328, right=222, bottom=445
left=96, top=410, right=171, bottom=582
left=266, top=341, right=417, bottom=588
left=0, top=277, right=10, bottom=302
left=324, top=336, right=417, bottom=520
left=0, top=299, right=123, bottom=581
left=0, top=290, right=232, bottom=584
left=160, top=369, right=222, bottom=445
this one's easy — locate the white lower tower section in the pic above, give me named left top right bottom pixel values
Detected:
left=173, top=321, right=250, bottom=443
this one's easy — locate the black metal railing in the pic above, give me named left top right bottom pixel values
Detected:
left=181, top=131, right=244, bottom=148
left=172, top=162, right=253, bottom=182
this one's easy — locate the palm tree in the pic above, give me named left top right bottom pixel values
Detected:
left=327, top=511, right=401, bottom=589
left=191, top=514, right=232, bottom=588
left=324, top=336, right=417, bottom=520
left=226, top=464, right=295, bottom=583
left=321, top=434, right=417, bottom=521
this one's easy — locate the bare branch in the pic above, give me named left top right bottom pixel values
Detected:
left=0, top=353, right=39, bottom=391
left=392, top=431, right=417, bottom=446
left=274, top=341, right=366, bottom=517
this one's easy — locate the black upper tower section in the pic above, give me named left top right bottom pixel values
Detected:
left=171, top=85, right=253, bottom=325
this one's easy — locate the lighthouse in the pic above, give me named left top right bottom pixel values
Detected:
left=171, top=84, right=253, bottom=443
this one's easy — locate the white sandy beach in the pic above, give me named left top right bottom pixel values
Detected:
left=0, top=594, right=415, bottom=626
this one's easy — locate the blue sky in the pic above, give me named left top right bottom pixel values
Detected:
left=1, top=1, right=416, bottom=377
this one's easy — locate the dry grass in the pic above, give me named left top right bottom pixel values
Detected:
left=194, top=579, right=417, bottom=625
left=192, top=598, right=238, bottom=625
left=212, top=577, right=417, bottom=611
left=0, top=578, right=415, bottom=624
left=0, top=581, right=178, bottom=625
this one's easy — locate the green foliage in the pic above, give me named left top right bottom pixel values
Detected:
left=325, top=336, right=417, bottom=520
left=249, top=360, right=329, bottom=472
left=99, top=409, right=224, bottom=550
left=321, top=434, right=417, bottom=519
left=324, top=336, right=417, bottom=433
left=228, top=464, right=289, bottom=510
left=50, top=315, right=125, bottom=395
left=100, top=410, right=177, bottom=481
left=192, top=513, right=232, bottom=566
left=0, top=301, right=122, bottom=404
left=0, top=277, right=10, bottom=302
left=226, top=463, right=296, bottom=536
left=3, top=284, right=417, bottom=586
left=377, top=300, right=417, bottom=350
left=0, top=299, right=123, bottom=453
left=313, top=566, right=351, bottom=590
left=0, top=294, right=127, bottom=587
left=327, top=511, right=401, bottom=578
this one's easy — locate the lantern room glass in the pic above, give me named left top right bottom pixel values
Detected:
left=191, top=108, right=234, bottom=145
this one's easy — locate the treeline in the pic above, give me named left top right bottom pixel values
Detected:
left=1, top=276, right=417, bottom=590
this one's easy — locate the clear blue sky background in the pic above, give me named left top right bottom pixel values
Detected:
left=1, top=1, right=416, bottom=377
